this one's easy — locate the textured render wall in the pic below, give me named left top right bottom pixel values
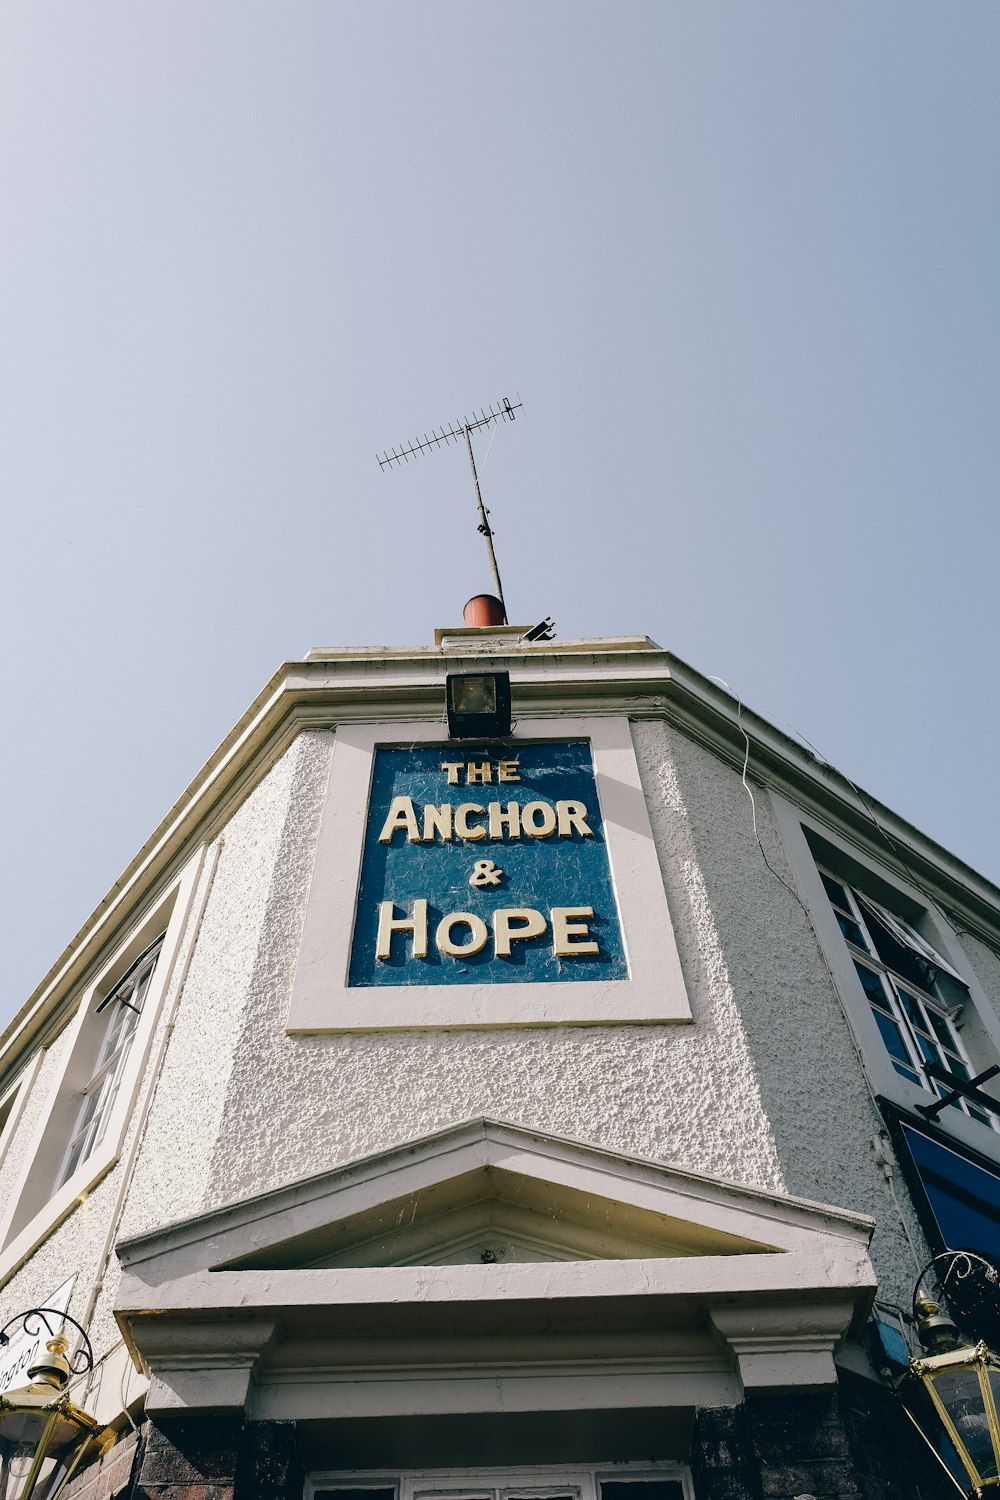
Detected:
left=0, top=840, right=217, bottom=1362
left=0, top=738, right=310, bottom=1377
left=631, top=722, right=928, bottom=1309
left=118, top=735, right=317, bottom=1246
left=126, top=717, right=920, bottom=1312
left=957, top=927, right=1000, bottom=1027
left=0, top=710, right=931, bottom=1349
left=201, top=725, right=788, bottom=1211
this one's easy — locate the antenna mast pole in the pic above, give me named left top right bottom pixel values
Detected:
left=462, top=423, right=507, bottom=619
left=378, top=395, right=522, bottom=626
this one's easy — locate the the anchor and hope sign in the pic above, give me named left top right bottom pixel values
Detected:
left=348, top=740, right=627, bottom=988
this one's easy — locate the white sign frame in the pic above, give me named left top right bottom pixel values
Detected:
left=288, top=717, right=690, bottom=1032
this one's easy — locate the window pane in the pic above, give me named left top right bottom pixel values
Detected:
left=836, top=913, right=869, bottom=950
left=903, top=1377, right=969, bottom=1491
left=872, top=1008, right=917, bottom=1072
left=451, top=675, right=496, bottom=714
left=896, top=989, right=928, bottom=1032
left=855, top=962, right=894, bottom=1013
left=929, top=1010, right=960, bottom=1049
left=914, top=1033, right=938, bottom=1066
left=600, top=1485, right=684, bottom=1500
left=865, top=910, right=938, bottom=990
left=506, top=1493, right=576, bottom=1500
left=316, top=1490, right=396, bottom=1500
left=820, top=873, right=852, bottom=910
left=931, top=1368, right=998, bottom=1481
left=56, top=940, right=163, bottom=1189
left=60, top=1134, right=87, bottom=1184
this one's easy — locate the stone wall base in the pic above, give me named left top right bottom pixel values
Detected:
left=692, top=1380, right=954, bottom=1500
left=129, top=1416, right=303, bottom=1500
left=60, top=1377, right=954, bottom=1500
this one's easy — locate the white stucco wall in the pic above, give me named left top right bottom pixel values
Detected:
left=631, top=721, right=928, bottom=1308
left=118, top=717, right=928, bottom=1313
left=958, top=927, right=1000, bottom=1027
left=0, top=703, right=940, bottom=1362
left=116, top=733, right=319, bottom=1247
left=195, top=723, right=781, bottom=1198
left=0, top=838, right=216, bottom=1363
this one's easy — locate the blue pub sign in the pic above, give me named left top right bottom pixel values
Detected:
left=349, top=740, right=627, bottom=987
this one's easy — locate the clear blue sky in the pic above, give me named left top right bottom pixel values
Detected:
left=1, top=2, right=998, bottom=1022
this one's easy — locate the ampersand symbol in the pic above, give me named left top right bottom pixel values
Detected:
left=470, top=859, right=503, bottom=887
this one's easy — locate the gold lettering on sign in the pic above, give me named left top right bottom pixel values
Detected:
left=521, top=801, right=557, bottom=839
left=467, top=761, right=492, bottom=785
left=494, top=908, right=548, bottom=956
left=436, top=911, right=490, bottom=957
left=378, top=797, right=593, bottom=844
left=552, top=906, right=599, bottom=957
left=373, top=902, right=603, bottom=961
left=488, top=801, right=521, bottom=840
left=454, top=803, right=487, bottom=841
left=376, top=899, right=428, bottom=959
left=378, top=796, right=421, bottom=843
left=422, top=803, right=454, bottom=842
left=498, top=761, right=520, bottom=782
left=441, top=762, right=464, bottom=785
left=556, top=800, right=593, bottom=837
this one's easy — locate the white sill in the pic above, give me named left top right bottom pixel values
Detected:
left=883, top=1074, right=1000, bottom=1160
left=0, top=1145, right=118, bottom=1290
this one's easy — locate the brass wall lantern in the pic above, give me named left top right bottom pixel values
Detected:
left=0, top=1308, right=113, bottom=1500
left=901, top=1251, right=1000, bottom=1497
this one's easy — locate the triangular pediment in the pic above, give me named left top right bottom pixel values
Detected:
left=116, top=1121, right=879, bottom=1418
left=117, top=1118, right=874, bottom=1287
left=224, top=1163, right=776, bottom=1269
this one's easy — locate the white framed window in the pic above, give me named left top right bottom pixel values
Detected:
left=767, top=797, right=1000, bottom=1161
left=308, top=1463, right=692, bottom=1500
left=55, top=935, right=164, bottom=1189
left=817, top=869, right=1000, bottom=1131
left=0, top=852, right=203, bottom=1286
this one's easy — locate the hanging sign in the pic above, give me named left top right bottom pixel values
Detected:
left=349, top=740, right=627, bottom=987
left=0, top=1273, right=77, bottom=1394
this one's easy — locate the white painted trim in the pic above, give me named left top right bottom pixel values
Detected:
left=288, top=718, right=690, bottom=1031
left=116, top=1121, right=874, bottom=1414
left=0, top=1050, right=45, bottom=1171
left=0, top=852, right=204, bottom=1288
left=116, top=1117, right=875, bottom=1285
left=306, top=1461, right=694, bottom=1500
left=120, top=1258, right=874, bottom=1319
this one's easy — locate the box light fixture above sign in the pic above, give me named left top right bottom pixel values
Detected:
left=446, top=671, right=511, bottom=739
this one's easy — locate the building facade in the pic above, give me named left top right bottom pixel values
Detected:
left=1, top=616, right=998, bottom=1499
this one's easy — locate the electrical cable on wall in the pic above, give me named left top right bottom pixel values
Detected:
left=705, top=672, right=939, bottom=1289
left=708, top=673, right=1000, bottom=968
left=704, top=676, right=811, bottom=924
